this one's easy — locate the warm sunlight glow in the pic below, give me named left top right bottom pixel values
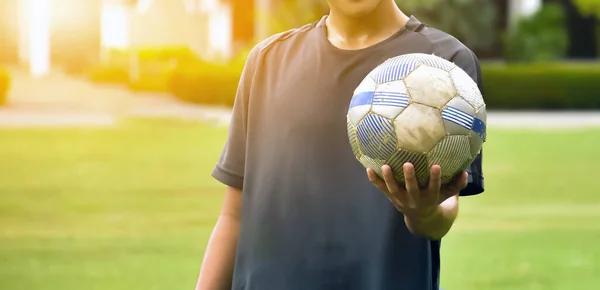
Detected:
left=101, top=3, right=129, bottom=49
left=521, top=0, right=542, bottom=16
left=208, top=3, right=232, bottom=58
left=136, top=0, right=152, bottom=13
left=199, top=0, right=218, bottom=11
left=29, top=0, right=51, bottom=77
left=509, top=0, right=542, bottom=25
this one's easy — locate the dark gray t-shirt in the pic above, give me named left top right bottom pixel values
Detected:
left=212, top=16, right=484, bottom=290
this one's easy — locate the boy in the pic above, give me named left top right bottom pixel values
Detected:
left=196, top=0, right=484, bottom=289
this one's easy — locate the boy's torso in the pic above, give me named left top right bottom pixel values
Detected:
left=233, top=16, right=466, bottom=290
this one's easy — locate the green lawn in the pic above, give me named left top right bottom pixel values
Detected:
left=0, top=119, right=598, bottom=290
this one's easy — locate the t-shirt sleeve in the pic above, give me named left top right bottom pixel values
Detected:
left=211, top=46, right=261, bottom=190
left=450, top=47, right=485, bottom=196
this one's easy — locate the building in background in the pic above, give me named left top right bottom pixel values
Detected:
left=101, top=0, right=232, bottom=60
left=0, top=0, right=238, bottom=76
left=50, top=0, right=102, bottom=73
left=0, top=0, right=103, bottom=75
left=0, top=0, right=19, bottom=64
left=229, top=0, right=255, bottom=52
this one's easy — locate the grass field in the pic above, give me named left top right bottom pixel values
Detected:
left=0, top=118, right=598, bottom=290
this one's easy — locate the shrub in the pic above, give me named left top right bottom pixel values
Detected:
left=128, top=66, right=177, bottom=92
left=99, top=47, right=198, bottom=66
left=504, top=3, right=569, bottom=63
left=87, top=47, right=201, bottom=91
left=169, top=61, right=600, bottom=110
left=86, top=64, right=129, bottom=84
left=167, top=60, right=600, bottom=110
left=0, top=68, right=10, bottom=106
left=169, top=62, right=243, bottom=106
left=126, top=47, right=197, bottom=92
left=481, top=62, right=600, bottom=110
left=135, top=47, right=198, bottom=64
left=85, top=48, right=130, bottom=84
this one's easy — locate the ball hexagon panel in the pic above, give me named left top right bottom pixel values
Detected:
left=359, top=155, right=384, bottom=177
left=469, top=106, right=487, bottom=156
left=386, top=149, right=430, bottom=188
left=348, top=76, right=377, bottom=126
left=449, top=66, right=485, bottom=110
left=371, top=80, right=410, bottom=119
left=354, top=74, right=378, bottom=95
left=371, top=54, right=421, bottom=84
left=356, top=113, right=398, bottom=161
left=405, top=66, right=457, bottom=109
left=347, top=118, right=362, bottom=159
left=348, top=104, right=372, bottom=127
left=441, top=96, right=476, bottom=136
left=475, top=104, right=488, bottom=126
left=427, top=135, right=472, bottom=184
left=393, top=103, right=446, bottom=153
left=411, top=53, right=457, bottom=72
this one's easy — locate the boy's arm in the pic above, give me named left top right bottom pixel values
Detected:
left=195, top=41, right=262, bottom=289
left=195, top=186, right=242, bottom=290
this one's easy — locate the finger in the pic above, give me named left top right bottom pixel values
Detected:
left=403, top=163, right=420, bottom=207
left=368, top=168, right=402, bottom=210
left=367, top=168, right=389, bottom=194
left=382, top=165, right=401, bottom=194
left=453, top=171, right=468, bottom=190
left=427, top=164, right=442, bottom=204
left=461, top=171, right=469, bottom=188
left=381, top=165, right=408, bottom=208
left=442, top=171, right=468, bottom=197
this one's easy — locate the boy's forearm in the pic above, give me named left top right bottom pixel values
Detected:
left=195, top=215, right=240, bottom=290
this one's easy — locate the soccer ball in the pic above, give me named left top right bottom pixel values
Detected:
left=347, top=53, right=487, bottom=187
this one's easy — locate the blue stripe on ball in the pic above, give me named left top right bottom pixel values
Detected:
left=471, top=118, right=487, bottom=141
left=441, top=106, right=486, bottom=141
left=372, top=92, right=410, bottom=108
left=371, top=56, right=420, bottom=83
left=349, top=91, right=375, bottom=109
left=356, top=114, right=397, bottom=160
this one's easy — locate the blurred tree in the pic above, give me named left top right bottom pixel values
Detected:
left=266, top=0, right=328, bottom=34
left=0, top=0, right=19, bottom=64
left=397, top=0, right=498, bottom=51
left=266, top=0, right=498, bottom=52
left=573, top=0, right=600, bottom=17
left=564, top=0, right=598, bottom=58
left=228, top=0, right=255, bottom=52
left=503, top=3, right=568, bottom=62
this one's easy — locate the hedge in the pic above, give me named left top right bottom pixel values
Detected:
left=481, top=63, right=600, bottom=110
left=86, top=47, right=201, bottom=91
left=128, top=47, right=200, bottom=92
left=169, top=63, right=242, bottom=107
left=168, top=61, right=600, bottom=110
left=0, top=68, right=10, bottom=106
left=88, top=53, right=600, bottom=110
left=87, top=64, right=129, bottom=84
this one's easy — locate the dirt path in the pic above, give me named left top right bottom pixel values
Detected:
left=0, top=68, right=232, bottom=127
left=488, top=111, right=600, bottom=129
